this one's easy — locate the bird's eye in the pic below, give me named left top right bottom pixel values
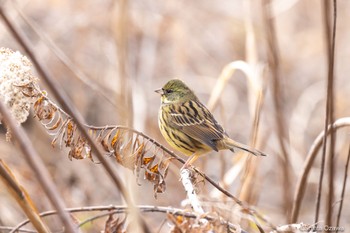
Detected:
left=164, top=89, right=173, bottom=94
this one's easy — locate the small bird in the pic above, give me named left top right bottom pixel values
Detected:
left=155, top=79, right=266, bottom=169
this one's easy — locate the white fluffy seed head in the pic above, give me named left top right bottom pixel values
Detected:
left=0, top=47, right=38, bottom=124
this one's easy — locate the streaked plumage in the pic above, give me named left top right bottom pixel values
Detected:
left=155, top=79, right=266, bottom=168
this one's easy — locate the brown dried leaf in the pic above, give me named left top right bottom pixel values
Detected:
left=69, top=136, right=90, bottom=160
left=167, top=213, right=237, bottom=233
left=122, top=137, right=133, bottom=154
left=111, top=130, right=121, bottom=148
left=150, top=164, right=159, bottom=173
left=102, top=128, right=118, bottom=153
left=114, top=150, right=123, bottom=164
left=142, top=156, right=154, bottom=166
left=68, top=148, right=78, bottom=160
left=168, top=214, right=205, bottom=233
left=104, top=213, right=127, bottom=233
left=159, top=157, right=172, bottom=179
left=33, top=95, right=45, bottom=114
left=65, top=120, right=75, bottom=147
left=19, top=85, right=33, bottom=97
left=155, top=179, right=166, bottom=194
left=144, top=171, right=157, bottom=183
left=133, top=142, right=145, bottom=158
left=101, top=134, right=111, bottom=152
left=46, top=115, right=62, bottom=131
left=34, top=97, right=57, bottom=122
left=19, top=83, right=40, bottom=97
left=51, top=118, right=69, bottom=148
left=51, top=134, right=58, bottom=148
left=44, top=106, right=56, bottom=121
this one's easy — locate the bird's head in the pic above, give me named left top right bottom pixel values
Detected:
left=155, top=79, right=197, bottom=104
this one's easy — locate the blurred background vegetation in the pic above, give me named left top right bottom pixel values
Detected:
left=0, top=0, right=350, bottom=232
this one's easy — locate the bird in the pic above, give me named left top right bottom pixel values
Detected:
left=155, top=79, right=266, bottom=169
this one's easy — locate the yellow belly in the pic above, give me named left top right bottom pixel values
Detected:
left=158, top=109, right=211, bottom=156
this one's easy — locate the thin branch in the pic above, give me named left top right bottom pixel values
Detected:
left=326, top=0, right=337, bottom=226
left=315, top=0, right=337, bottom=226
left=0, top=226, right=36, bottom=233
left=335, top=141, right=350, bottom=233
left=239, top=90, right=264, bottom=204
left=262, top=0, right=292, bottom=220
left=239, top=0, right=266, bottom=205
left=77, top=211, right=117, bottom=228
left=291, top=117, right=350, bottom=223
left=11, top=205, right=245, bottom=233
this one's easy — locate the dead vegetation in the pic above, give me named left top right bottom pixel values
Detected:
left=0, top=0, right=350, bottom=232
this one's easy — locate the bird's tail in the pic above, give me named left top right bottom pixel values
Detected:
left=224, top=137, right=267, bottom=157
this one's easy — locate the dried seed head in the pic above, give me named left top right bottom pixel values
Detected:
left=0, top=47, right=38, bottom=124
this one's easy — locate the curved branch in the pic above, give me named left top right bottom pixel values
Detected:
left=336, top=141, right=350, bottom=232
left=291, top=117, right=350, bottom=222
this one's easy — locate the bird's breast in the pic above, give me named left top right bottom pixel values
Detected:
left=158, top=106, right=211, bottom=156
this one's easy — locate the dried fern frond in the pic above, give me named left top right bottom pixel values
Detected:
left=16, top=81, right=274, bottom=228
left=17, top=81, right=175, bottom=197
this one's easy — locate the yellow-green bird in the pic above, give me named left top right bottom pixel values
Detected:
left=155, top=79, right=266, bottom=169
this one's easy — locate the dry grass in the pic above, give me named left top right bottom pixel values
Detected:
left=1, top=0, right=350, bottom=232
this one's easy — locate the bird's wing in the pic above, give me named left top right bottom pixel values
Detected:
left=169, top=101, right=226, bottom=151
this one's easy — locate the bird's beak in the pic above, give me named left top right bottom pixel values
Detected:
left=155, top=88, right=164, bottom=95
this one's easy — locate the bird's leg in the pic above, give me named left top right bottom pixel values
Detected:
left=181, top=153, right=199, bottom=170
